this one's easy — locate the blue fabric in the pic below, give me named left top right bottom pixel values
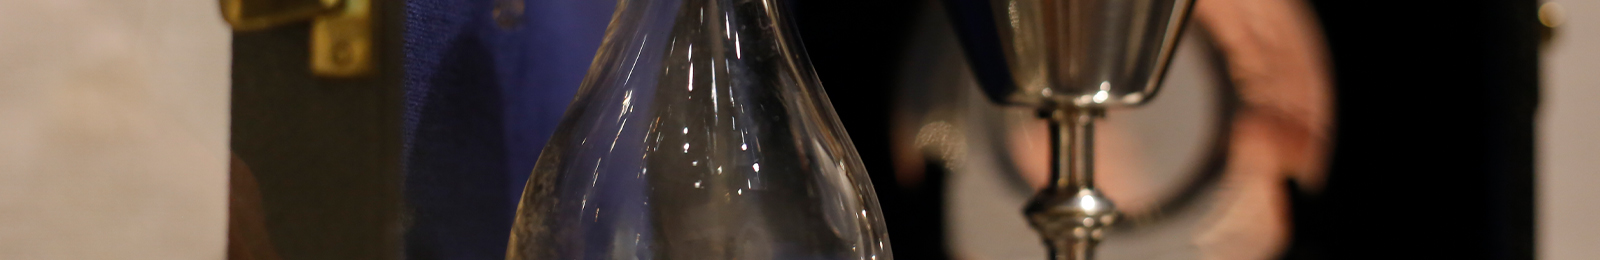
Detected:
left=402, top=0, right=615, bottom=259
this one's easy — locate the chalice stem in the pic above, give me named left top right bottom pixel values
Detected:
left=1051, top=108, right=1096, bottom=190
left=1027, top=107, right=1115, bottom=260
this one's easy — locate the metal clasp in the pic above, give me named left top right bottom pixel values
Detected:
left=221, top=0, right=373, bottom=78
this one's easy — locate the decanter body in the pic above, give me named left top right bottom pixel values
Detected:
left=505, top=0, right=893, bottom=259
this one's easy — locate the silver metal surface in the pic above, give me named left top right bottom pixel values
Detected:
left=989, top=0, right=1196, bottom=259
left=901, top=7, right=1230, bottom=257
left=990, top=0, right=1193, bottom=109
left=1024, top=108, right=1119, bottom=260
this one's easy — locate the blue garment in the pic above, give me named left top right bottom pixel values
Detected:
left=402, top=0, right=615, bottom=259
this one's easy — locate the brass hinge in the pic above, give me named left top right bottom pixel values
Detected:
left=221, top=0, right=373, bottom=78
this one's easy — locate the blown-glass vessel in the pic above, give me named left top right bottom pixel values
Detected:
left=505, top=0, right=893, bottom=259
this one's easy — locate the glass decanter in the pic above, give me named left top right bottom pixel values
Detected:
left=504, top=0, right=893, bottom=259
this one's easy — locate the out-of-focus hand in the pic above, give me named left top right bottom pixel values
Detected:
left=1191, top=0, right=1331, bottom=258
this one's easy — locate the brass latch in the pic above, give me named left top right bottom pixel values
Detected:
left=221, top=0, right=373, bottom=78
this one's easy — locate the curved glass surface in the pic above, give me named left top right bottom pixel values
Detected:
left=505, top=0, right=893, bottom=259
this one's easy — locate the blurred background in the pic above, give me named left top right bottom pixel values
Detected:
left=0, top=0, right=1590, bottom=259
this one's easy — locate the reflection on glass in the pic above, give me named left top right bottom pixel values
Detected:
left=505, top=0, right=892, bottom=259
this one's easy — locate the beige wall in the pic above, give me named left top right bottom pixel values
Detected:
left=1540, top=1, right=1600, bottom=259
left=0, top=0, right=230, bottom=259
